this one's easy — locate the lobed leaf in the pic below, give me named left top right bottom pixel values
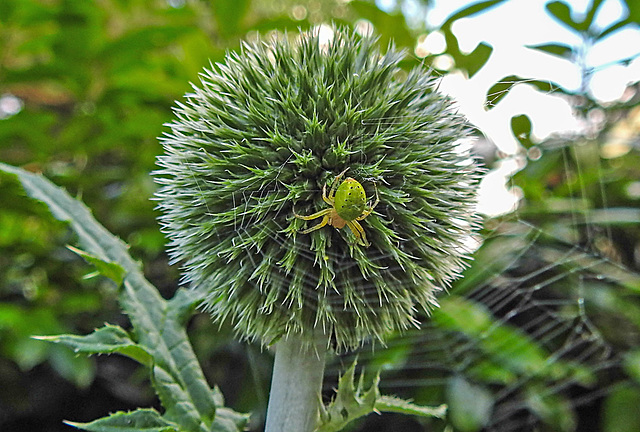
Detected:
left=375, top=396, right=446, bottom=418
left=65, top=409, right=178, bottom=432
left=67, top=246, right=126, bottom=286
left=317, top=361, right=445, bottom=432
left=33, top=324, right=152, bottom=367
left=0, top=163, right=246, bottom=432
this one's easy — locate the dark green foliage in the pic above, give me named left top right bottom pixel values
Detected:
left=0, top=163, right=248, bottom=432
left=3, top=0, right=640, bottom=431
left=154, top=27, right=483, bottom=351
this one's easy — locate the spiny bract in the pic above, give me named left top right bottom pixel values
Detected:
left=154, top=26, right=483, bottom=351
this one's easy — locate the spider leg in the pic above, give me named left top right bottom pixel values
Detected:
left=299, top=213, right=331, bottom=234
left=326, top=168, right=349, bottom=202
left=356, top=182, right=380, bottom=220
left=295, top=208, right=332, bottom=221
left=322, top=183, right=333, bottom=206
left=346, top=220, right=369, bottom=247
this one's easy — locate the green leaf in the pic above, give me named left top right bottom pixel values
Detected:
left=629, top=0, right=640, bottom=24
left=486, top=75, right=558, bottom=109
left=511, top=114, right=533, bottom=148
left=442, top=0, right=508, bottom=27
left=65, top=409, right=178, bottom=432
left=545, top=1, right=582, bottom=31
left=623, top=350, right=640, bottom=383
left=0, top=163, right=142, bottom=278
left=602, top=384, right=640, bottom=432
left=317, top=361, right=378, bottom=432
left=525, top=388, right=576, bottom=432
left=375, top=396, right=446, bottom=418
left=101, top=25, right=194, bottom=62
left=582, top=0, right=606, bottom=34
left=34, top=324, right=152, bottom=366
left=67, top=245, right=126, bottom=286
left=317, top=361, right=444, bottom=432
left=348, top=0, right=415, bottom=48
left=446, top=376, right=493, bottom=432
left=434, top=296, right=596, bottom=384
left=438, top=2, right=501, bottom=77
left=440, top=3, right=496, bottom=78
left=48, top=344, right=96, bottom=389
left=210, top=387, right=251, bottom=432
left=464, top=42, right=493, bottom=78
left=0, top=163, right=247, bottom=432
left=210, top=0, right=250, bottom=38
left=526, top=43, right=574, bottom=59
left=210, top=407, right=251, bottom=432
left=598, top=19, right=631, bottom=39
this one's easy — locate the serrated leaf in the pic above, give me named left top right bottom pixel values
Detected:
left=65, top=409, right=178, bottom=432
left=34, top=324, right=152, bottom=366
left=0, top=163, right=247, bottom=432
left=0, top=163, right=142, bottom=279
left=210, top=387, right=250, bottom=432
left=209, top=407, right=250, bottom=432
left=375, top=396, right=446, bottom=418
left=67, top=245, right=126, bottom=286
left=317, top=361, right=445, bottom=432
left=317, top=362, right=380, bottom=432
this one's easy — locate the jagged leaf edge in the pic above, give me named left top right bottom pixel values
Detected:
left=33, top=324, right=153, bottom=366
left=0, top=163, right=247, bottom=431
left=64, top=408, right=178, bottom=432
left=316, top=361, right=446, bottom=432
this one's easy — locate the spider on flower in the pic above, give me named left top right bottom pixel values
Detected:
left=294, top=168, right=379, bottom=247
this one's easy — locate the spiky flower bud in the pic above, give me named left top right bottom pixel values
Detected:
left=154, top=27, right=482, bottom=351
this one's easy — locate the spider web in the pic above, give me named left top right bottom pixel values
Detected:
left=328, top=222, right=630, bottom=432
left=317, top=79, right=640, bottom=431
left=176, top=67, right=640, bottom=430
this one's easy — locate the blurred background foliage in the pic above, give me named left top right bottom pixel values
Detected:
left=1, top=0, right=639, bottom=431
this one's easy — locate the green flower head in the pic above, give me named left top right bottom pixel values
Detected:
left=154, top=26, right=483, bottom=351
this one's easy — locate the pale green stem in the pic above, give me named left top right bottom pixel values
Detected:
left=264, top=333, right=328, bottom=432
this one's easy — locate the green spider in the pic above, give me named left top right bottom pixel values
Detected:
left=295, top=169, right=379, bottom=246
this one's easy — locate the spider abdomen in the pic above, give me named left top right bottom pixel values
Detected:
left=334, top=178, right=367, bottom=221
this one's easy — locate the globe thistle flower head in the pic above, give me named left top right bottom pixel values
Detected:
left=154, top=27, right=483, bottom=351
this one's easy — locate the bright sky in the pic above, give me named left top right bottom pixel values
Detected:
left=424, top=0, right=640, bottom=148
left=389, top=0, right=640, bottom=215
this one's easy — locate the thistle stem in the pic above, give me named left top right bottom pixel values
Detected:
left=265, top=333, right=328, bottom=432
